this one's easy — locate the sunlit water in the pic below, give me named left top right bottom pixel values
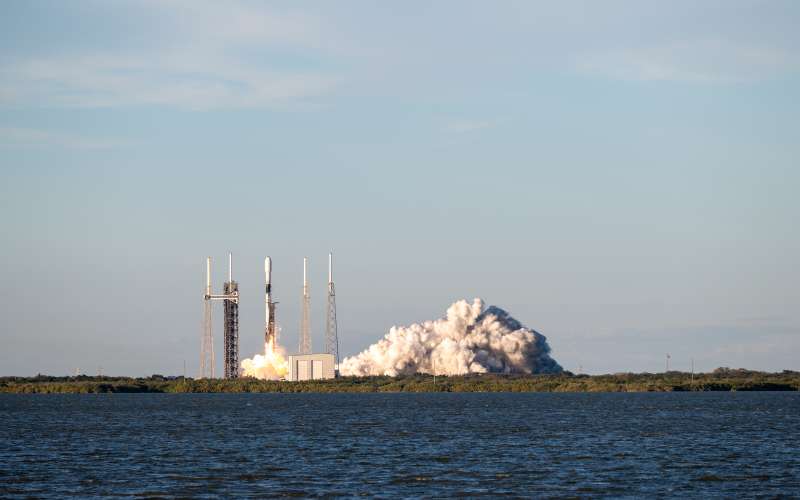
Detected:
left=2, top=393, right=799, bottom=497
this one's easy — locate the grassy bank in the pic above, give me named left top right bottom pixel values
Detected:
left=1, top=368, right=798, bottom=394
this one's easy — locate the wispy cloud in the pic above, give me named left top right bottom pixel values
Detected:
left=0, top=1, right=343, bottom=110
left=0, top=127, right=131, bottom=150
left=0, top=56, right=341, bottom=111
left=2, top=3, right=799, bottom=112
left=575, top=39, right=799, bottom=83
left=443, top=119, right=494, bottom=134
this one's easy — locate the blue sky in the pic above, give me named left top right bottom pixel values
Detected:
left=1, top=1, right=798, bottom=376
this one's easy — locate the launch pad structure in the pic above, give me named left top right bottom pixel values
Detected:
left=201, top=254, right=240, bottom=379
left=200, top=252, right=340, bottom=380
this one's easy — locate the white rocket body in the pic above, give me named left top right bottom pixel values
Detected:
left=265, top=256, right=272, bottom=321
left=264, top=257, right=275, bottom=351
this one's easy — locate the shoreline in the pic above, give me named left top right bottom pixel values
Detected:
left=2, top=370, right=798, bottom=393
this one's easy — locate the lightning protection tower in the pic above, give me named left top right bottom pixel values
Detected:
left=325, top=252, right=339, bottom=372
left=223, top=253, right=240, bottom=378
left=299, top=257, right=312, bottom=354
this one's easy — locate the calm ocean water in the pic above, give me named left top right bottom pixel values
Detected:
left=1, top=392, right=798, bottom=498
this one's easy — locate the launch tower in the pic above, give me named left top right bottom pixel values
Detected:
left=201, top=253, right=240, bottom=379
left=223, top=253, right=240, bottom=378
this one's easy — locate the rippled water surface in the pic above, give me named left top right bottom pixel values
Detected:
left=2, top=393, right=799, bottom=498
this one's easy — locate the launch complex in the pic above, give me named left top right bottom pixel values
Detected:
left=200, top=253, right=339, bottom=380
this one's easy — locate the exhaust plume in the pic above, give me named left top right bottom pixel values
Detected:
left=241, top=342, right=289, bottom=380
left=340, top=298, right=562, bottom=377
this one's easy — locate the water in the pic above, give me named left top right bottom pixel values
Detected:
left=1, top=393, right=799, bottom=498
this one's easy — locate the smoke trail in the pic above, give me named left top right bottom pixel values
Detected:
left=241, top=342, right=289, bottom=380
left=340, top=298, right=562, bottom=377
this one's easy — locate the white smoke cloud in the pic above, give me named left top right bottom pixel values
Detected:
left=340, top=298, right=562, bottom=377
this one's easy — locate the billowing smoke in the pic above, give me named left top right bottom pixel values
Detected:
left=340, top=298, right=562, bottom=377
left=241, top=342, right=289, bottom=380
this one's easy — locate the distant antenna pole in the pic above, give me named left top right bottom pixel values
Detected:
left=201, top=257, right=215, bottom=379
left=299, top=257, right=312, bottom=354
left=325, top=252, right=340, bottom=372
left=665, top=353, right=670, bottom=373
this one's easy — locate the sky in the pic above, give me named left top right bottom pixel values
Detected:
left=1, top=0, right=798, bottom=376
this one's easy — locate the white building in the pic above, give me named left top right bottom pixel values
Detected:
left=288, top=353, right=336, bottom=381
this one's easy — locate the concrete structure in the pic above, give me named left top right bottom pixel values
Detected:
left=288, top=353, right=335, bottom=381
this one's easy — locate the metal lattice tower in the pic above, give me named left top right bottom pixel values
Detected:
left=325, top=252, right=340, bottom=372
left=299, top=257, right=312, bottom=354
left=223, top=280, right=239, bottom=378
left=223, top=253, right=240, bottom=379
left=201, top=257, right=215, bottom=378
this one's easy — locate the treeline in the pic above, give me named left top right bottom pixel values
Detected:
left=1, top=369, right=798, bottom=394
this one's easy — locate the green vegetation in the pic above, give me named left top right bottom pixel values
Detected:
left=1, top=368, right=798, bottom=394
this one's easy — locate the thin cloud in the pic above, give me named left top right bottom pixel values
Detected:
left=0, top=127, right=132, bottom=150
left=0, top=56, right=341, bottom=110
left=0, top=2, right=343, bottom=110
left=575, top=39, right=798, bottom=83
left=444, top=119, right=494, bottom=134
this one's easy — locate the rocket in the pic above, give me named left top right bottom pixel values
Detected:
left=264, top=257, right=276, bottom=351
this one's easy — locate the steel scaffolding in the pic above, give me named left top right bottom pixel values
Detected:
left=325, top=252, right=339, bottom=373
left=223, top=279, right=239, bottom=379
left=201, top=253, right=239, bottom=379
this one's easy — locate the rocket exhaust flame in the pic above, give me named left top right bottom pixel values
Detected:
left=340, top=298, right=563, bottom=377
left=241, top=341, right=289, bottom=380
